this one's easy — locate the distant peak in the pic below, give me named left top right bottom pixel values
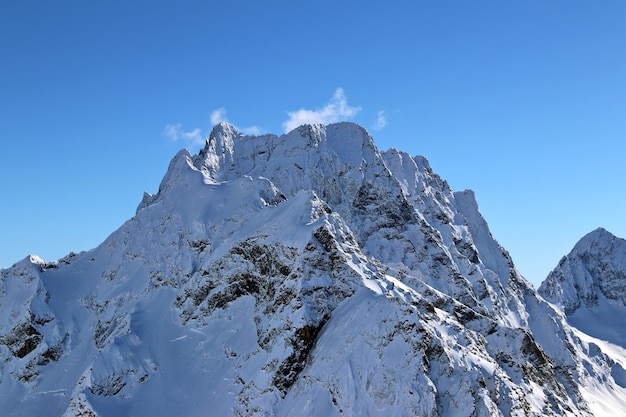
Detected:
left=538, top=227, right=626, bottom=316
left=580, top=227, right=612, bottom=241
left=572, top=227, right=617, bottom=252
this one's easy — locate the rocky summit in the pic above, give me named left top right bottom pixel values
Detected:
left=1, top=122, right=625, bottom=416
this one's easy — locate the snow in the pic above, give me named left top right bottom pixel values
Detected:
left=570, top=326, right=626, bottom=416
left=1, top=122, right=625, bottom=416
left=568, top=294, right=626, bottom=348
left=536, top=227, right=626, bottom=415
left=539, top=227, right=626, bottom=347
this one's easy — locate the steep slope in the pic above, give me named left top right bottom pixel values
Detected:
left=538, top=228, right=626, bottom=415
left=1, top=123, right=624, bottom=416
left=539, top=228, right=626, bottom=346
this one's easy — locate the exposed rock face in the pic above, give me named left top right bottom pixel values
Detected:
left=1, top=123, right=624, bottom=416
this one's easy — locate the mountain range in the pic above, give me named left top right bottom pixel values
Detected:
left=1, top=122, right=624, bottom=416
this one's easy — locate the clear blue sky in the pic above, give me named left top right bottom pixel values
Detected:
left=1, top=1, right=624, bottom=287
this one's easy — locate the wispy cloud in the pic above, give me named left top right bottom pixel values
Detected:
left=164, top=109, right=262, bottom=147
left=209, top=108, right=262, bottom=135
left=210, top=108, right=228, bottom=125
left=282, top=88, right=361, bottom=133
left=373, top=110, right=388, bottom=131
left=163, top=123, right=205, bottom=146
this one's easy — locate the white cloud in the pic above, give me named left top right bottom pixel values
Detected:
left=240, top=125, right=262, bottom=136
left=163, top=123, right=205, bottom=146
left=210, top=108, right=228, bottom=125
left=210, top=108, right=261, bottom=135
left=164, top=108, right=262, bottom=148
left=282, top=88, right=361, bottom=133
left=373, top=110, right=388, bottom=131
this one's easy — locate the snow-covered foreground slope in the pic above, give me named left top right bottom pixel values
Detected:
left=1, top=123, right=624, bottom=416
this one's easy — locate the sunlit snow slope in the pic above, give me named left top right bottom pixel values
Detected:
left=1, top=122, right=624, bottom=416
left=539, top=228, right=626, bottom=416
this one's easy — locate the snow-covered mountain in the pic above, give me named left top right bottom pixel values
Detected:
left=1, top=122, right=625, bottom=416
left=539, top=227, right=626, bottom=351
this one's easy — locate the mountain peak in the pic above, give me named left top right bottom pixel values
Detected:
left=208, top=121, right=241, bottom=141
left=539, top=227, right=626, bottom=315
left=3, top=122, right=626, bottom=415
left=539, top=228, right=626, bottom=354
left=573, top=227, right=615, bottom=249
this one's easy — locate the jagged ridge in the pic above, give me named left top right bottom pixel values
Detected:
left=1, top=122, right=624, bottom=416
